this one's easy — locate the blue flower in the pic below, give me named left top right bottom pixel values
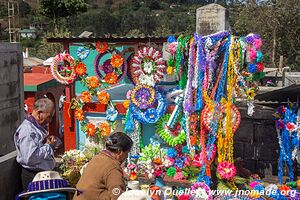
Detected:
left=77, top=47, right=90, bottom=60
left=167, top=35, right=176, bottom=43
left=106, top=107, right=118, bottom=122
left=167, top=148, right=177, bottom=158
left=254, top=184, right=264, bottom=192
left=175, top=158, right=184, bottom=169
left=144, top=108, right=159, bottom=123
left=182, top=146, right=190, bottom=154
left=248, top=63, right=257, bottom=73
left=256, top=51, right=263, bottom=62
left=130, top=154, right=140, bottom=159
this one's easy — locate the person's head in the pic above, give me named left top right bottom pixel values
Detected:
left=31, top=98, right=55, bottom=127
left=105, top=132, right=133, bottom=163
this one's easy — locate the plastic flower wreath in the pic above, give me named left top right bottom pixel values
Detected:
left=106, top=106, right=118, bottom=122
left=77, top=47, right=90, bottom=60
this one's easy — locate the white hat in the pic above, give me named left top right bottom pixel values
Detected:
left=117, top=190, right=151, bottom=200
left=18, top=171, right=76, bottom=198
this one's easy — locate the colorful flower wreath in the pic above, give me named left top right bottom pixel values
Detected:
left=130, top=47, right=166, bottom=86
left=130, top=85, right=156, bottom=110
left=190, top=182, right=213, bottom=200
left=94, top=48, right=127, bottom=85
left=201, top=104, right=241, bottom=134
left=51, top=53, right=77, bottom=85
left=155, top=114, right=186, bottom=147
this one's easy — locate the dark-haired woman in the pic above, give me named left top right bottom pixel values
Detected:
left=73, top=132, right=133, bottom=200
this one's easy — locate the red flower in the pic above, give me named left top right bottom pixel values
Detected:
left=286, top=122, right=296, bottom=132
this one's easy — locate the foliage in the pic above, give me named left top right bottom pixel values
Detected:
left=35, top=29, right=70, bottom=59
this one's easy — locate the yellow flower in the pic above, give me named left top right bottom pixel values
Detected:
left=247, top=88, right=256, bottom=100
left=167, top=66, right=174, bottom=75
left=123, top=100, right=130, bottom=109
left=250, top=190, right=260, bottom=198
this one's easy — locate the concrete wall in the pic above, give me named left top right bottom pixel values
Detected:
left=0, top=43, right=23, bottom=198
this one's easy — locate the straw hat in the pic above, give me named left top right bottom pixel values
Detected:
left=18, top=171, right=76, bottom=198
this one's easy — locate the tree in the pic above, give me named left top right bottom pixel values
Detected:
left=39, top=0, right=88, bottom=28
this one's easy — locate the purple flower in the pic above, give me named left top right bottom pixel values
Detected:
left=275, top=120, right=285, bottom=129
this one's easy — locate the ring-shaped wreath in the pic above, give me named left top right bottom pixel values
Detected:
left=130, top=47, right=166, bottom=86
left=94, top=49, right=127, bottom=85
left=51, top=53, right=77, bottom=85
left=155, top=113, right=186, bottom=147
left=201, top=104, right=241, bottom=134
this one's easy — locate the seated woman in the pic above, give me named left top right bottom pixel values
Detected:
left=73, top=132, right=133, bottom=200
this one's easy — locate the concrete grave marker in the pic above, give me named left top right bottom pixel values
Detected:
left=196, top=3, right=230, bottom=35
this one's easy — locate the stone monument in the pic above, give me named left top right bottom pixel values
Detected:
left=196, top=3, right=230, bottom=36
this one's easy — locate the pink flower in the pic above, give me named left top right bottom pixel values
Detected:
left=192, top=153, right=204, bottom=167
left=249, top=181, right=259, bottom=189
left=248, top=48, right=256, bottom=62
left=174, top=171, right=184, bottom=180
left=253, top=38, right=262, bottom=49
left=184, top=156, right=191, bottom=167
left=178, top=194, right=190, bottom=200
left=286, top=122, right=296, bottom=132
left=154, top=167, right=163, bottom=177
left=126, top=90, right=132, bottom=99
left=217, top=161, right=236, bottom=180
left=168, top=42, right=178, bottom=55
left=127, top=164, right=136, bottom=170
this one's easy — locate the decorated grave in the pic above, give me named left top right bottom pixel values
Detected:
left=50, top=31, right=300, bottom=199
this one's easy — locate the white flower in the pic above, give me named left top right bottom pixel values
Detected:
left=138, top=74, right=155, bottom=86
left=143, top=61, right=154, bottom=74
left=194, top=188, right=209, bottom=199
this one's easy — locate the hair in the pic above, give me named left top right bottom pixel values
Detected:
left=105, top=132, right=133, bottom=153
left=34, top=98, right=55, bottom=114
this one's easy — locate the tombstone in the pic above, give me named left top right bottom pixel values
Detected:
left=196, top=3, right=230, bottom=36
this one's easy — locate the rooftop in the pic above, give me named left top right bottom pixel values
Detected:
left=24, top=73, right=58, bottom=92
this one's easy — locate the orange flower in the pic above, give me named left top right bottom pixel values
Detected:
left=123, top=100, right=130, bottom=109
left=105, top=72, right=118, bottom=84
left=75, top=109, right=84, bottom=121
left=97, top=91, right=110, bottom=105
left=96, top=41, right=108, bottom=53
left=111, top=54, right=124, bottom=68
left=87, top=123, right=96, bottom=137
left=75, top=62, right=86, bottom=76
left=153, top=158, right=162, bottom=165
left=87, top=76, right=100, bottom=89
left=190, top=136, right=197, bottom=146
left=279, top=185, right=291, bottom=196
left=99, top=122, right=111, bottom=136
left=81, top=91, right=91, bottom=103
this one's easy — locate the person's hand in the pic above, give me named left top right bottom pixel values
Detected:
left=46, top=135, right=57, bottom=146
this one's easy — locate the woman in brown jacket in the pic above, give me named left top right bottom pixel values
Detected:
left=73, top=132, right=133, bottom=200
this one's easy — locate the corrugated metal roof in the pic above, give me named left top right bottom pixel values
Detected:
left=23, top=57, right=44, bottom=67
left=46, top=35, right=168, bottom=44
left=255, top=84, right=300, bottom=102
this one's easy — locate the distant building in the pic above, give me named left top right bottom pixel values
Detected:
left=19, top=28, right=37, bottom=39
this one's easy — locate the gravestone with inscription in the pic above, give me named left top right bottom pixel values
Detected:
left=196, top=3, right=230, bottom=36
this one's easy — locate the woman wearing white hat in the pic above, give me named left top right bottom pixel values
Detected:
left=17, top=171, right=76, bottom=200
